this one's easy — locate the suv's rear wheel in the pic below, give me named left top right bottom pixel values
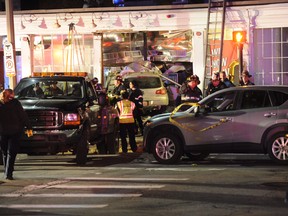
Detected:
left=152, top=133, right=183, bottom=164
left=76, top=126, right=89, bottom=165
left=268, top=132, right=288, bottom=164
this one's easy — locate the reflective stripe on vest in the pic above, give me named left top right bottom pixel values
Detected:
left=117, top=100, right=135, bottom=124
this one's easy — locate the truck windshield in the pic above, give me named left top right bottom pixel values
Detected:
left=14, top=80, right=84, bottom=99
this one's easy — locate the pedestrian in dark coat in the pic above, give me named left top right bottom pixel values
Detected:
left=0, top=89, right=32, bottom=180
left=128, top=80, right=144, bottom=135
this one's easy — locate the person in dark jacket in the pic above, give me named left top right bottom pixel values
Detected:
left=219, top=71, right=235, bottom=87
left=0, top=89, right=32, bottom=180
left=110, top=75, right=126, bottom=105
left=239, top=70, right=255, bottom=86
left=205, top=72, right=227, bottom=96
left=128, top=80, right=144, bottom=136
left=176, top=74, right=203, bottom=106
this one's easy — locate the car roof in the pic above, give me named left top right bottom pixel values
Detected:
left=200, top=85, right=288, bottom=103
left=123, top=72, right=161, bottom=78
left=21, top=76, right=86, bottom=81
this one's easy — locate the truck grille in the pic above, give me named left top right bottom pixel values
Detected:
left=27, top=110, right=62, bottom=129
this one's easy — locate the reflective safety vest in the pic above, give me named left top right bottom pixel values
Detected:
left=117, top=99, right=135, bottom=124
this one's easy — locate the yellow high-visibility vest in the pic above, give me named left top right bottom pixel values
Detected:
left=117, top=99, right=135, bottom=124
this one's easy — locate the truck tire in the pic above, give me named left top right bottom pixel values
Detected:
left=76, top=126, right=89, bottom=165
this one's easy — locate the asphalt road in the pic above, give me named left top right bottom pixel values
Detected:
left=0, top=144, right=288, bottom=216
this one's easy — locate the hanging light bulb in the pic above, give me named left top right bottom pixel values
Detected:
left=53, top=19, right=61, bottom=28
left=91, top=19, right=97, bottom=28
left=129, top=18, right=134, bottom=28
left=20, top=20, right=26, bottom=30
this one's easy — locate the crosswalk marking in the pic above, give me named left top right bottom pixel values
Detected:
left=48, top=184, right=165, bottom=189
left=0, top=193, right=142, bottom=198
left=0, top=176, right=186, bottom=211
left=0, top=204, right=108, bottom=209
left=65, top=177, right=189, bottom=181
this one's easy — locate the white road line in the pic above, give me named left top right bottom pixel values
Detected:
left=48, top=184, right=165, bottom=189
left=0, top=204, right=108, bottom=209
left=0, top=193, right=142, bottom=198
left=65, top=177, right=189, bottom=181
left=145, top=168, right=226, bottom=171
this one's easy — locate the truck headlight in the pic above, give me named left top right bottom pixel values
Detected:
left=64, top=113, right=80, bottom=125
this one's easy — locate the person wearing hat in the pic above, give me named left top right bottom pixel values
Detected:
left=240, top=70, right=255, bottom=86
left=176, top=74, right=203, bottom=106
left=92, top=77, right=103, bottom=95
left=110, top=75, right=126, bottom=105
left=205, top=72, right=227, bottom=96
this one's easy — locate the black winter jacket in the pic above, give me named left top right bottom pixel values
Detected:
left=0, top=99, right=32, bottom=135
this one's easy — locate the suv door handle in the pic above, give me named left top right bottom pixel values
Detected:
left=264, top=112, right=277, bottom=118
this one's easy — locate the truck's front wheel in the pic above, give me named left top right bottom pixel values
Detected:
left=76, top=127, right=89, bottom=165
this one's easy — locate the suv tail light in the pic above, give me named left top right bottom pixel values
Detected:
left=155, top=88, right=167, bottom=95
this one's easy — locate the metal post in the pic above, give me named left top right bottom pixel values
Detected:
left=5, top=0, right=17, bottom=89
left=238, top=43, right=244, bottom=81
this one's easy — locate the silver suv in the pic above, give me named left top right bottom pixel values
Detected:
left=143, top=86, right=288, bottom=164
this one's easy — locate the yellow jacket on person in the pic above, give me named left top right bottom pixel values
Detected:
left=117, top=99, right=135, bottom=124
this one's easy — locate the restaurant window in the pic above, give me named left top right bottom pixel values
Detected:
left=33, top=34, right=93, bottom=73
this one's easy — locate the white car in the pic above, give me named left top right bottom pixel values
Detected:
left=123, top=72, right=169, bottom=114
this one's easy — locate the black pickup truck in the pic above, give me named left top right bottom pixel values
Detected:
left=13, top=72, right=119, bottom=165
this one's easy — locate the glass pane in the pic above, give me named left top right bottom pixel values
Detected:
left=283, top=43, right=288, bottom=57
left=273, top=28, right=281, bottom=43
left=282, top=27, right=288, bottom=42
left=263, top=28, right=272, bottom=43
left=263, top=43, right=271, bottom=57
left=272, top=43, right=281, bottom=58
left=254, top=29, right=262, bottom=44
left=273, top=58, right=281, bottom=73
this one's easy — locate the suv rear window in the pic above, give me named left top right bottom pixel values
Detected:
left=125, top=77, right=161, bottom=89
left=269, top=90, right=288, bottom=106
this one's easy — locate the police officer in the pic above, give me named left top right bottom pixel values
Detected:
left=116, top=91, right=137, bottom=153
left=176, top=74, right=202, bottom=106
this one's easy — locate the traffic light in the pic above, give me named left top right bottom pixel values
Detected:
left=232, top=31, right=247, bottom=43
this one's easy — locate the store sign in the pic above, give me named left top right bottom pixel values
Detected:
left=209, top=40, right=238, bottom=74
left=3, top=41, right=16, bottom=76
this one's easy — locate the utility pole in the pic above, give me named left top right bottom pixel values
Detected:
left=5, top=0, right=17, bottom=89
